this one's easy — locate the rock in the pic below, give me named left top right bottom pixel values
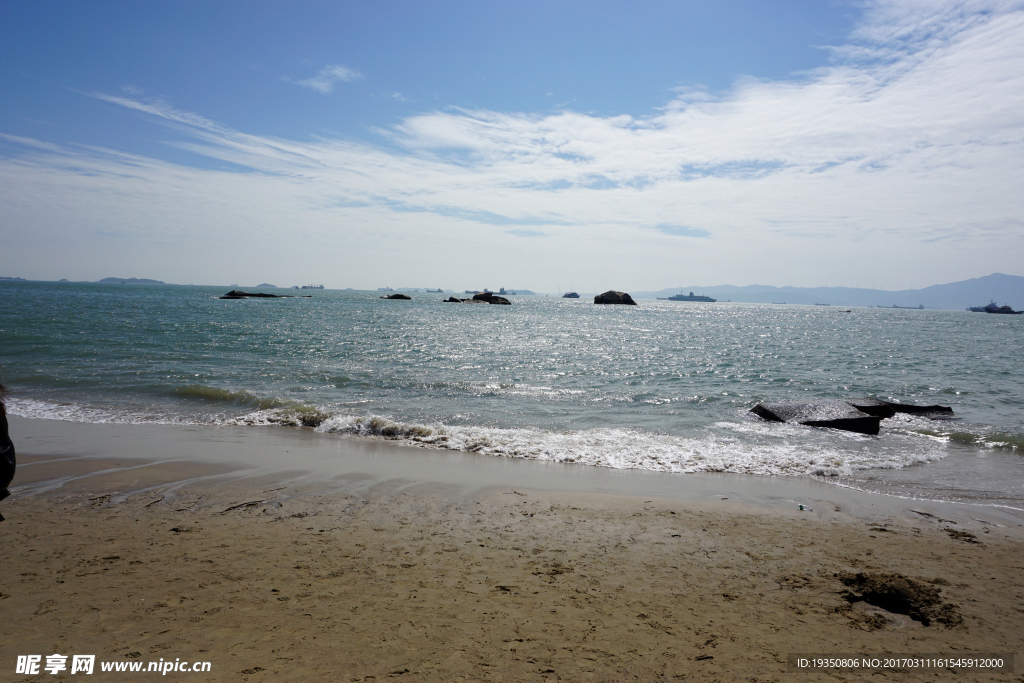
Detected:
left=750, top=402, right=881, bottom=435
left=752, top=398, right=955, bottom=434
left=219, top=290, right=293, bottom=299
left=444, top=297, right=463, bottom=302
left=848, top=398, right=954, bottom=418
left=594, top=290, right=637, bottom=305
left=882, top=400, right=954, bottom=417
left=380, top=293, right=412, bottom=300
left=843, top=398, right=897, bottom=419
left=465, top=292, right=511, bottom=305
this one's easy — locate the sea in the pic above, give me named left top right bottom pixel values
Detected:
left=2, top=281, right=1022, bottom=508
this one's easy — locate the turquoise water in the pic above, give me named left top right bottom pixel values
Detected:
left=2, top=281, right=1022, bottom=505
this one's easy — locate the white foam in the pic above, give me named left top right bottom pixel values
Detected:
left=8, top=397, right=952, bottom=477
left=7, top=397, right=196, bottom=425
left=313, top=412, right=949, bottom=477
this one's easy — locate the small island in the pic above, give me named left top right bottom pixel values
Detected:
left=97, top=277, right=166, bottom=284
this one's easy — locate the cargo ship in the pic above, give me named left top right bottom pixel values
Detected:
left=968, top=301, right=1022, bottom=314
left=657, top=291, right=716, bottom=302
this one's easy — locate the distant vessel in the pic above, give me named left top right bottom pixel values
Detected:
left=968, top=300, right=1023, bottom=314
left=892, top=304, right=924, bottom=309
left=498, top=287, right=516, bottom=295
left=301, top=284, right=324, bottom=289
left=657, top=291, right=717, bottom=302
left=377, top=287, right=394, bottom=292
left=814, top=303, right=831, bottom=306
left=562, top=291, right=580, bottom=298
left=426, top=288, right=444, bottom=293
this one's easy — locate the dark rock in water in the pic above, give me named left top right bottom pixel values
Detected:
left=220, top=290, right=293, bottom=299
left=844, top=398, right=897, bottom=419
left=753, top=398, right=955, bottom=433
left=882, top=400, right=954, bottom=417
left=750, top=402, right=881, bottom=435
left=594, top=290, right=637, bottom=305
left=848, top=398, right=954, bottom=418
left=467, top=292, right=511, bottom=304
left=444, top=295, right=507, bottom=304
left=380, top=293, right=412, bottom=300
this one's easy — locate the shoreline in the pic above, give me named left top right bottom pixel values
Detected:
left=2, top=417, right=1023, bottom=680
left=9, top=415, right=1024, bottom=528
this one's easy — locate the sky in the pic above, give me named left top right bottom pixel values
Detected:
left=1, top=0, right=1023, bottom=292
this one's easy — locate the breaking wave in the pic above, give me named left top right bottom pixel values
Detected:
left=9, top=398, right=953, bottom=477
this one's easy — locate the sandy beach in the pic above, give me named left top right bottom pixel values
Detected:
left=2, top=418, right=1022, bottom=682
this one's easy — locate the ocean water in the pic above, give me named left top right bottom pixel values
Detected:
left=2, top=281, right=1022, bottom=507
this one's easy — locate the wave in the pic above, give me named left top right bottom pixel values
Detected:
left=298, top=413, right=946, bottom=477
left=171, top=385, right=299, bottom=410
left=9, top=397, right=955, bottom=477
left=7, top=397, right=192, bottom=425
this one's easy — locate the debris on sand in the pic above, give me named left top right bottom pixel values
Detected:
left=836, top=571, right=963, bottom=628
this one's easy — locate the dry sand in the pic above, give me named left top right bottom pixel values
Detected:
left=2, top=420, right=1023, bottom=682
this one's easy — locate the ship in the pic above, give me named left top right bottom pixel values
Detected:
left=968, top=300, right=1023, bottom=314
left=892, top=304, right=924, bottom=309
left=562, top=291, right=580, bottom=298
left=657, top=291, right=717, bottom=302
left=301, top=284, right=324, bottom=289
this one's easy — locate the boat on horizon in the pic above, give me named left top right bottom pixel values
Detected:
left=892, top=304, right=924, bottom=309
left=657, top=291, right=716, bottom=302
left=562, top=289, right=580, bottom=298
left=968, top=300, right=1023, bottom=314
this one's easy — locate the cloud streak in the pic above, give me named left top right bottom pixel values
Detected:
left=289, top=64, right=364, bottom=93
left=2, top=0, right=1023, bottom=290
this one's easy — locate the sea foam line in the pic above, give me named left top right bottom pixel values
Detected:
left=9, top=397, right=951, bottom=477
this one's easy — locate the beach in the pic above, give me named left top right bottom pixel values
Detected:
left=3, top=417, right=1022, bottom=681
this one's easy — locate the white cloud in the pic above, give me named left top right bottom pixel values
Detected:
left=289, top=64, right=363, bottom=94
left=2, top=0, right=1023, bottom=290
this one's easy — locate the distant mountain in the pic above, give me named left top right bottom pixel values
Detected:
left=632, top=273, right=1024, bottom=310
left=0, top=276, right=26, bottom=281
left=97, top=277, right=166, bottom=285
left=256, top=283, right=278, bottom=288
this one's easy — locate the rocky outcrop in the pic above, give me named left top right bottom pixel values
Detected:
left=443, top=293, right=511, bottom=305
left=594, top=291, right=637, bottom=305
left=849, top=398, right=954, bottom=417
left=471, top=292, right=510, bottom=304
left=751, top=402, right=881, bottom=435
left=220, top=290, right=293, bottom=299
left=751, top=398, right=955, bottom=434
left=380, top=293, right=412, bottom=300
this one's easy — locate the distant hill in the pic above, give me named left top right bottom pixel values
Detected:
left=0, top=276, right=26, bottom=281
left=256, top=283, right=278, bottom=288
left=632, top=273, right=1024, bottom=310
left=97, top=277, right=166, bottom=284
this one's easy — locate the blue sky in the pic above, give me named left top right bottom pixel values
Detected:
left=1, top=0, right=1023, bottom=291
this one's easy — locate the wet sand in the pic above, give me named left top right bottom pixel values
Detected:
left=2, top=417, right=1023, bottom=681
